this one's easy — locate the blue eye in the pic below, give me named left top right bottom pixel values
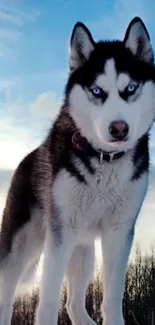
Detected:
left=126, top=84, right=137, bottom=94
left=91, top=87, right=102, bottom=97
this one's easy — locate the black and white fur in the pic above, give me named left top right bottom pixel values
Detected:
left=0, top=17, right=155, bottom=325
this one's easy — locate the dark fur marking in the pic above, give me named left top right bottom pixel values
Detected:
left=64, top=155, right=87, bottom=184
left=77, top=154, right=95, bottom=175
left=0, top=148, right=41, bottom=254
left=48, top=110, right=96, bottom=184
left=132, top=133, right=149, bottom=180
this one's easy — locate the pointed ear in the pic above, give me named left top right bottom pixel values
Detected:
left=69, top=22, right=95, bottom=72
left=123, top=17, right=153, bottom=65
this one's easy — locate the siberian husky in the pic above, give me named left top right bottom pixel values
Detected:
left=0, top=16, right=155, bottom=325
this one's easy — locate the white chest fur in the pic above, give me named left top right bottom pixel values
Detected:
left=52, top=153, right=142, bottom=238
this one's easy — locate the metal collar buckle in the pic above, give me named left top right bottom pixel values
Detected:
left=99, top=150, right=115, bottom=163
left=99, top=151, right=103, bottom=163
left=109, top=152, right=115, bottom=163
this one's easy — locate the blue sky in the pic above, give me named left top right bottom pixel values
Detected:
left=0, top=0, right=155, bottom=256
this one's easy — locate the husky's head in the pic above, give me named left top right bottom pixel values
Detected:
left=65, top=17, right=155, bottom=152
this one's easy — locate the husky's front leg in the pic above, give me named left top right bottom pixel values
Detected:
left=36, top=228, right=74, bottom=325
left=101, top=224, right=134, bottom=325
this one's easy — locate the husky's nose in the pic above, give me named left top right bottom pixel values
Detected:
left=109, top=120, right=129, bottom=140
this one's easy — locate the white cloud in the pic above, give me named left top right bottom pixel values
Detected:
left=0, top=118, right=39, bottom=170
left=30, top=91, right=61, bottom=120
left=0, top=169, right=13, bottom=220
left=150, top=125, right=155, bottom=148
left=0, top=90, right=61, bottom=170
